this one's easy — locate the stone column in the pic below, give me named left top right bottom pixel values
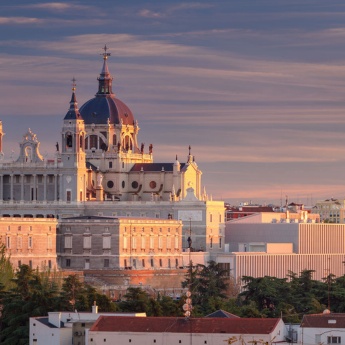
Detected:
left=54, top=174, right=57, bottom=201
left=33, top=174, right=36, bottom=201
left=21, top=174, right=24, bottom=202
left=10, top=174, right=13, bottom=202
left=59, top=174, right=63, bottom=202
left=43, top=174, right=47, bottom=201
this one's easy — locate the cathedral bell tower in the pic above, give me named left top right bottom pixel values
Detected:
left=60, top=80, right=87, bottom=202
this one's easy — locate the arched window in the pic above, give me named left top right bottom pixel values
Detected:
left=66, top=133, right=73, bottom=148
left=89, top=135, right=97, bottom=149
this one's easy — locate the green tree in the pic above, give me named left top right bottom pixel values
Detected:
left=0, top=243, right=14, bottom=291
left=182, top=260, right=229, bottom=315
left=239, top=275, right=289, bottom=317
left=58, top=274, right=88, bottom=311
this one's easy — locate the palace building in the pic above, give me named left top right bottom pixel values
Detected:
left=0, top=47, right=225, bottom=267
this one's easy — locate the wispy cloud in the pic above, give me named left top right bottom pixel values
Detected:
left=137, top=2, right=213, bottom=19
left=0, top=16, right=42, bottom=24
left=23, top=2, right=91, bottom=11
left=139, top=9, right=163, bottom=18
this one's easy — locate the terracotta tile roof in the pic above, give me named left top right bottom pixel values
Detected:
left=301, top=313, right=345, bottom=328
left=90, top=316, right=281, bottom=334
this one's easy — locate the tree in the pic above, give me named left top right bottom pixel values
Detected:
left=182, top=260, right=229, bottom=315
left=0, top=243, right=14, bottom=292
left=239, top=276, right=289, bottom=317
left=59, top=274, right=89, bottom=311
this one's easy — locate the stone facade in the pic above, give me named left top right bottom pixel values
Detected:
left=58, top=216, right=183, bottom=271
left=0, top=217, right=58, bottom=269
left=0, top=50, right=225, bottom=254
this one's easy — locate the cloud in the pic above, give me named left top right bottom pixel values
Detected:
left=23, top=2, right=91, bottom=11
left=138, top=2, right=212, bottom=19
left=0, top=17, right=42, bottom=24
left=3, top=34, right=195, bottom=58
left=139, top=9, right=163, bottom=18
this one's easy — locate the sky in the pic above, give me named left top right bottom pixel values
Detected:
left=1, top=1, right=345, bottom=205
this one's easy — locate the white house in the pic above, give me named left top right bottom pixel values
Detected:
left=300, top=312, right=345, bottom=345
left=88, top=315, right=288, bottom=345
left=29, top=304, right=145, bottom=345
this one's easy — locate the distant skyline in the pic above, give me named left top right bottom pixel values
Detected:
left=1, top=1, right=345, bottom=205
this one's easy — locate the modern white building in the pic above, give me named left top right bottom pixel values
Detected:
left=29, top=305, right=145, bottom=345
left=216, top=214, right=345, bottom=284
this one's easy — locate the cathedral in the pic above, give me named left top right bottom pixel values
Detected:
left=0, top=47, right=225, bottom=254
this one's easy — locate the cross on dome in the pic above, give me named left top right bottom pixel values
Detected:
left=101, top=45, right=111, bottom=60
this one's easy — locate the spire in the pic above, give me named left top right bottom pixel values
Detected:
left=97, top=45, right=114, bottom=96
left=64, top=78, right=82, bottom=120
left=187, top=145, right=193, bottom=163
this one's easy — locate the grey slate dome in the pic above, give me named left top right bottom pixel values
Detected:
left=79, top=46, right=135, bottom=126
left=79, top=95, right=134, bottom=125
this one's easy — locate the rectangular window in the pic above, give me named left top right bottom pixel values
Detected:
left=175, top=259, right=178, bottom=268
left=29, top=260, right=32, bottom=268
left=123, top=236, right=128, bottom=249
left=167, top=236, right=171, bottom=249
left=219, top=214, right=222, bottom=222
left=210, top=214, right=213, bottom=222
left=132, top=236, right=137, bottom=249
left=64, top=236, right=72, bottom=249
left=47, top=236, right=52, bottom=249
left=104, top=259, right=109, bottom=268
left=168, top=259, right=171, bottom=268
left=141, top=236, right=146, bottom=249
left=83, top=236, right=91, bottom=249
left=150, top=258, right=154, bottom=267
left=18, top=260, right=21, bottom=267
left=133, top=259, right=136, bottom=268
left=103, top=236, right=111, bottom=249
left=158, top=236, right=163, bottom=249
left=159, top=259, right=162, bottom=267
left=174, top=236, right=179, bottom=249
left=219, top=237, right=222, bottom=248
left=17, top=236, right=22, bottom=249
left=109, top=162, right=113, bottom=169
left=142, top=259, right=145, bottom=267
left=66, top=259, right=71, bottom=267
left=150, top=236, right=154, bottom=249
left=124, top=259, right=127, bottom=268
left=28, top=236, right=33, bottom=249
left=328, top=337, right=341, bottom=344
left=6, top=236, right=10, bottom=249
left=48, top=260, right=52, bottom=269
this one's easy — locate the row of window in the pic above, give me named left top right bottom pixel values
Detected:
left=3, top=225, right=52, bottom=231
left=65, top=258, right=180, bottom=269
left=64, top=235, right=179, bottom=250
left=6, top=236, right=53, bottom=249
left=17, top=259, right=52, bottom=269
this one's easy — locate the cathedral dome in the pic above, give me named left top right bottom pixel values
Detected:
left=79, top=95, right=134, bottom=125
left=79, top=45, right=135, bottom=126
